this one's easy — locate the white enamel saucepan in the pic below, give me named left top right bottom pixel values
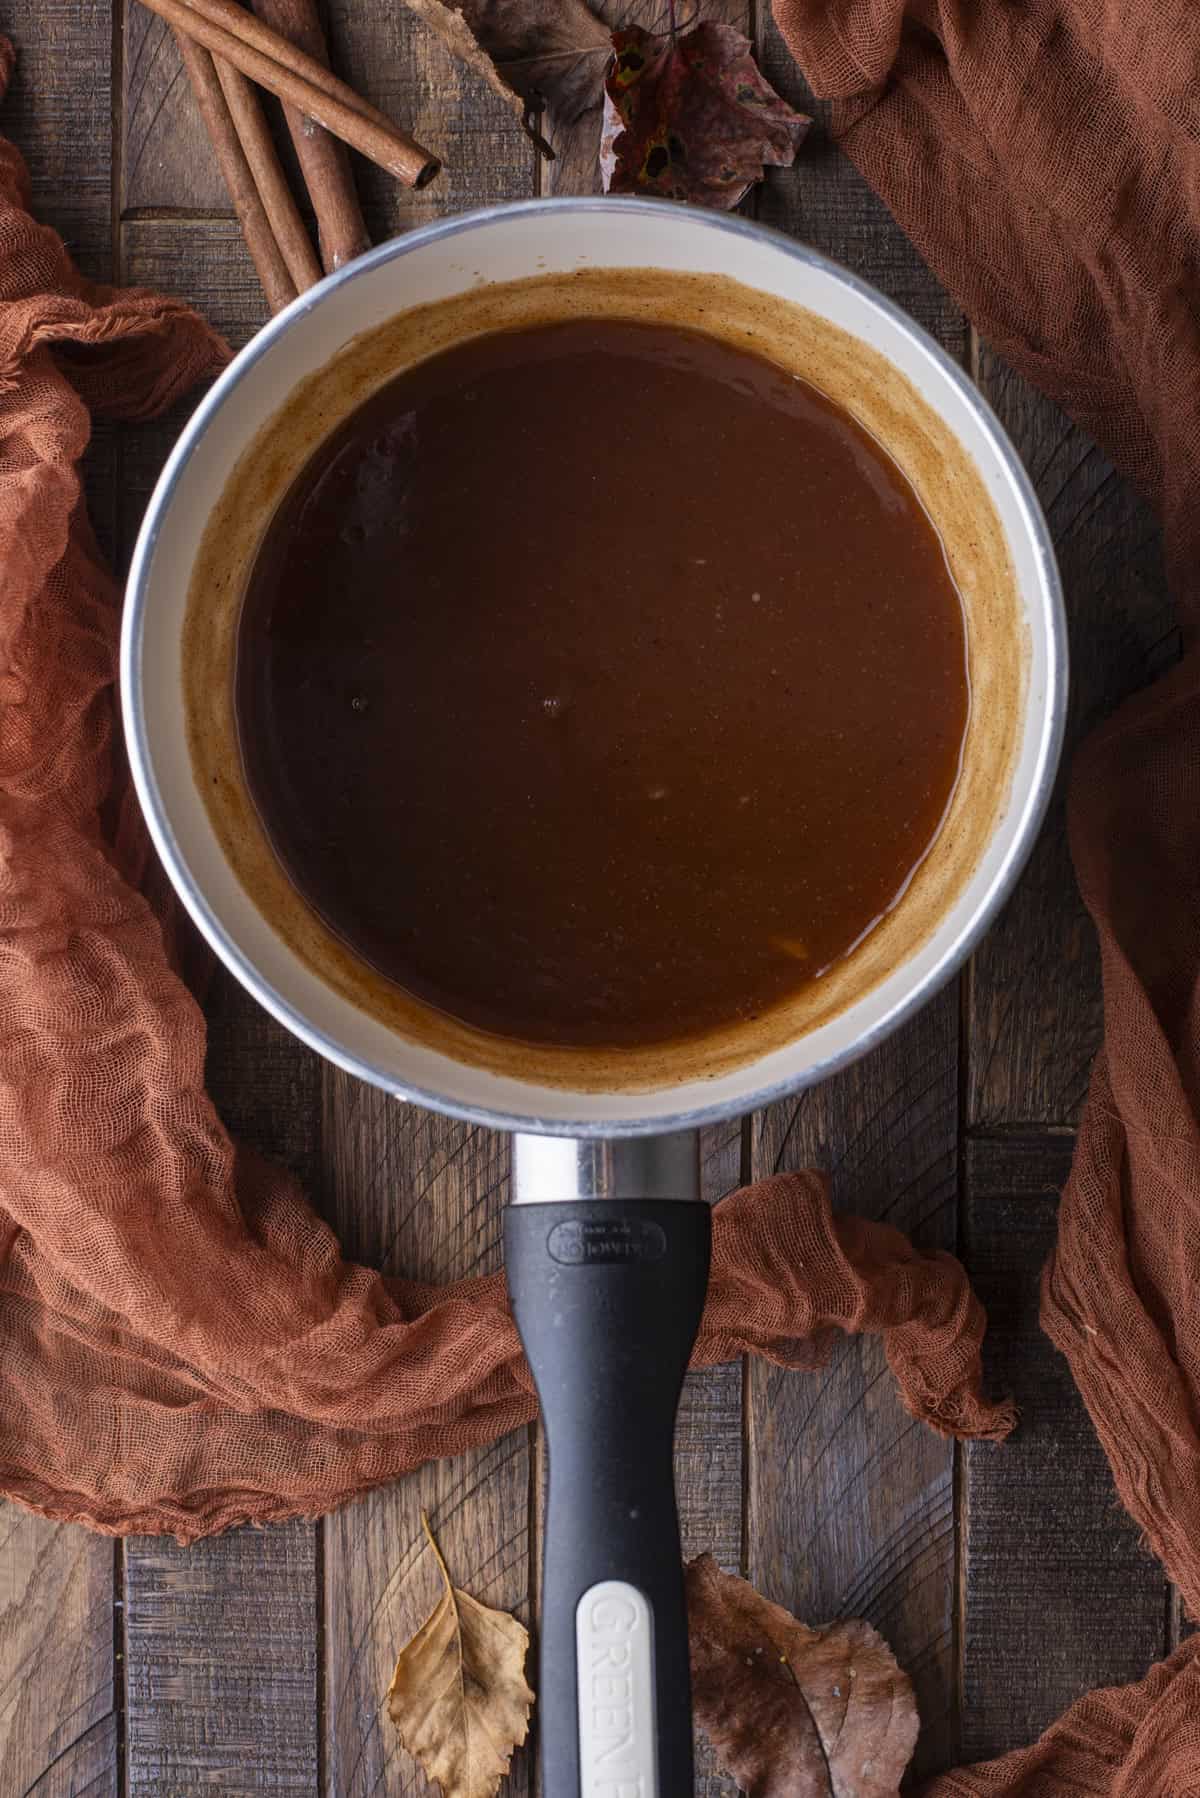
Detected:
left=122, top=198, right=1065, bottom=1798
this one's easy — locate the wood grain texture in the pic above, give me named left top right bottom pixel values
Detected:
left=124, top=1527, right=319, bottom=1794
left=757, top=14, right=968, bottom=357
left=745, top=28, right=966, bottom=1778
left=4, top=0, right=112, bottom=276
left=114, top=214, right=323, bottom=1787
left=685, top=1121, right=745, bottom=1577
left=123, top=0, right=315, bottom=216
left=685, top=1123, right=747, bottom=1798
left=119, top=214, right=269, bottom=330
left=9, top=0, right=118, bottom=554
left=124, top=4, right=231, bottom=211
left=117, top=217, right=267, bottom=570
left=322, top=1092, right=532, bottom=1798
left=966, top=349, right=1174, bottom=1126
left=0, top=1510, right=117, bottom=1798
left=0, top=12, right=120, bottom=1798
left=122, top=957, right=323, bottom=1796
left=178, top=34, right=300, bottom=313
left=960, top=1133, right=1169, bottom=1760
left=323, top=0, right=538, bottom=242
left=748, top=997, right=960, bottom=1778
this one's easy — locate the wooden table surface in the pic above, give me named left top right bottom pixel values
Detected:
left=1, top=3, right=1182, bottom=1794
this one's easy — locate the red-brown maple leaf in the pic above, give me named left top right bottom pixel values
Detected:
left=603, top=15, right=810, bottom=208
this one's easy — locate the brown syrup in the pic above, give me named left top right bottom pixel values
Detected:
left=236, top=319, right=968, bottom=1048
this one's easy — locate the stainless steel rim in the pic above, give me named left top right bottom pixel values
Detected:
left=121, top=195, right=1068, bottom=1139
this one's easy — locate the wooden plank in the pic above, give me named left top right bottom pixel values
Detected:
left=124, top=1527, right=319, bottom=1795
left=123, top=7, right=229, bottom=212
left=748, top=999, right=960, bottom=1778
left=1170, top=1591, right=1194, bottom=1649
left=116, top=216, right=267, bottom=574
left=961, top=1129, right=1075, bottom=1199
left=4, top=0, right=112, bottom=276
left=0, top=1509, right=118, bottom=1798
left=682, top=1122, right=746, bottom=1798
left=122, top=1, right=534, bottom=225
left=757, top=15, right=969, bottom=358
left=684, top=1121, right=745, bottom=1577
left=966, top=350, right=1173, bottom=1126
left=746, top=18, right=967, bottom=1782
left=121, top=1, right=327, bottom=215
left=321, top=1095, right=532, bottom=1798
left=0, top=13, right=120, bottom=1798
left=115, top=226, right=324, bottom=1798
left=121, top=960, right=323, bottom=1796
left=959, top=1133, right=1169, bottom=1760
left=322, top=1, right=538, bottom=238
left=8, top=0, right=118, bottom=565
left=119, top=215, right=268, bottom=340
left=120, top=979, right=322, bottom=1798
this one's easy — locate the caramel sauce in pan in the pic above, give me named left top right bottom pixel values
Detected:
left=236, top=319, right=968, bottom=1049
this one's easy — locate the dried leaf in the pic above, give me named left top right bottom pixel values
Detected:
left=602, top=19, right=810, bottom=209
left=387, top=1513, right=534, bottom=1798
left=399, top=0, right=611, bottom=148
left=686, top=1554, right=919, bottom=1796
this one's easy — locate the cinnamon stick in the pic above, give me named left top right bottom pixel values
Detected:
left=138, top=0, right=441, bottom=187
left=175, top=32, right=298, bottom=314
left=214, top=57, right=323, bottom=291
left=249, top=0, right=370, bottom=274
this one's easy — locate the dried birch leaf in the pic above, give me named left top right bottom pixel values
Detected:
left=386, top=1513, right=534, bottom=1798
left=686, top=1553, right=919, bottom=1796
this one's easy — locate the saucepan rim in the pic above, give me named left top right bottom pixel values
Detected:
left=121, top=195, right=1067, bottom=1138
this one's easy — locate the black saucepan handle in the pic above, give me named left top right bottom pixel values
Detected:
left=505, top=1180, right=711, bottom=1798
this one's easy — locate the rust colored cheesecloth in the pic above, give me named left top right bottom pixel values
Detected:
left=770, top=0, right=1200, bottom=1790
left=2, top=0, right=1199, bottom=1782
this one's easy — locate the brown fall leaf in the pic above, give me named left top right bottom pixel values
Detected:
left=686, top=1554, right=919, bottom=1797
left=601, top=17, right=810, bottom=208
left=398, top=0, right=612, bottom=150
left=386, top=1513, right=534, bottom=1798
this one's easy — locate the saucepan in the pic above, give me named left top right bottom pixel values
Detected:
left=122, top=197, right=1065, bottom=1797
